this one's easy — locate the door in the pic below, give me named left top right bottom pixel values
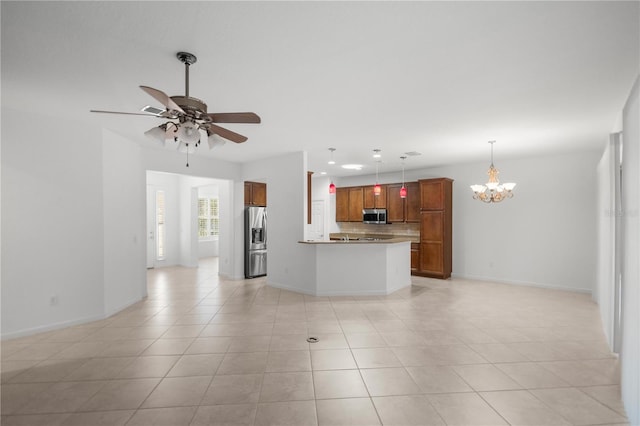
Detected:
left=146, top=185, right=156, bottom=268
left=308, top=200, right=325, bottom=240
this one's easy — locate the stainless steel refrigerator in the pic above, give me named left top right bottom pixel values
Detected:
left=245, top=206, right=267, bottom=278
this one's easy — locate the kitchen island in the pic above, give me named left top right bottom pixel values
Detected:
left=297, top=238, right=411, bottom=296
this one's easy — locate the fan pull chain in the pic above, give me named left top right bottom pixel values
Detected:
left=186, top=143, right=189, bottom=167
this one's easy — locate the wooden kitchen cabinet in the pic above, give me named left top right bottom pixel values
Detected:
left=348, top=187, right=364, bottom=221
left=336, top=187, right=349, bottom=222
left=420, top=178, right=450, bottom=210
left=363, top=185, right=387, bottom=209
left=335, top=186, right=364, bottom=222
left=416, top=178, right=452, bottom=279
left=387, top=182, right=420, bottom=223
left=245, top=181, right=267, bottom=206
left=405, top=182, right=420, bottom=222
left=386, top=184, right=404, bottom=222
left=411, top=243, right=420, bottom=272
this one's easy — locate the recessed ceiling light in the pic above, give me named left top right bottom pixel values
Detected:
left=320, top=171, right=327, bottom=175
left=342, top=164, right=363, bottom=170
left=373, top=149, right=382, bottom=158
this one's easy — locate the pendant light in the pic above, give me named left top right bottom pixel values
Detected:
left=328, top=148, right=337, bottom=194
left=374, top=160, right=381, bottom=196
left=399, top=156, right=407, bottom=198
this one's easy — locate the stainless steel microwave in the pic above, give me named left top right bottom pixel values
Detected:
left=363, top=209, right=387, bottom=224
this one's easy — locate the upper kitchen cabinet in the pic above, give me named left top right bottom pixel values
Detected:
left=405, top=182, right=420, bottom=222
left=363, top=185, right=387, bottom=209
left=245, top=181, right=267, bottom=206
left=387, top=182, right=420, bottom=223
left=387, top=184, right=404, bottom=222
left=420, top=178, right=452, bottom=210
left=335, top=186, right=364, bottom=222
left=335, top=187, right=349, bottom=222
left=348, top=187, right=364, bottom=221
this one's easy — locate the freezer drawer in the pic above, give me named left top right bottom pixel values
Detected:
left=246, top=249, right=267, bottom=278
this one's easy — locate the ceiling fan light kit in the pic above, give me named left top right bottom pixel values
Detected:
left=91, top=51, right=261, bottom=166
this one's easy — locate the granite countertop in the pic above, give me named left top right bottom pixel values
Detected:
left=299, top=236, right=413, bottom=244
left=328, top=232, right=419, bottom=243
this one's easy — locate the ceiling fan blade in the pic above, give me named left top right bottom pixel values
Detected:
left=208, top=124, right=248, bottom=143
left=208, top=112, right=261, bottom=124
left=140, top=86, right=185, bottom=114
left=90, top=109, right=159, bottom=116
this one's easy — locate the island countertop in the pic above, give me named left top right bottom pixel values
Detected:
left=298, top=237, right=413, bottom=244
left=294, top=238, right=411, bottom=296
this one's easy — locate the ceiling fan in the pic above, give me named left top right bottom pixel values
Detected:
left=91, top=52, right=261, bottom=164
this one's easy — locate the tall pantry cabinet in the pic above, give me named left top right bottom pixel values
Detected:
left=418, top=178, right=453, bottom=279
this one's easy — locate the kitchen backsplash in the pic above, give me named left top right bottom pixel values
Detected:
left=337, top=222, right=420, bottom=238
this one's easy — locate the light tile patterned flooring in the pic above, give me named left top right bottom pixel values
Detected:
left=1, top=258, right=629, bottom=425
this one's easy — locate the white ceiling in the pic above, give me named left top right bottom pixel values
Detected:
left=2, top=1, right=638, bottom=176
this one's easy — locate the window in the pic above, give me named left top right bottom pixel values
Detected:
left=198, top=197, right=219, bottom=240
left=156, top=190, right=166, bottom=260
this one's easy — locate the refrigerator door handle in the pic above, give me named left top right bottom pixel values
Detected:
left=262, top=209, right=267, bottom=247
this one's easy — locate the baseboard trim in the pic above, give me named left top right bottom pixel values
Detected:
left=450, top=273, right=592, bottom=294
left=1, top=312, right=107, bottom=341
left=2, top=296, right=146, bottom=341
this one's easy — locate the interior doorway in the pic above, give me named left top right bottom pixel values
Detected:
left=145, top=171, right=233, bottom=275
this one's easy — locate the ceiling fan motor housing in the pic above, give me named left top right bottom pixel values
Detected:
left=171, top=96, right=208, bottom=119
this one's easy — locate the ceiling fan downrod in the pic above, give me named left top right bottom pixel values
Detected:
left=177, top=52, right=197, bottom=99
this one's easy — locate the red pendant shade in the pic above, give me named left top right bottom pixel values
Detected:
left=374, top=183, right=381, bottom=196
left=329, top=182, right=336, bottom=194
left=400, top=185, right=407, bottom=199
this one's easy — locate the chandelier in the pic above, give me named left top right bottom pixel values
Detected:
left=470, top=141, right=516, bottom=203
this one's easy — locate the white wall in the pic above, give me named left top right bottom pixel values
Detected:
left=103, top=129, right=146, bottom=315
left=178, top=178, right=198, bottom=267
left=595, top=139, right=617, bottom=350
left=334, top=150, right=600, bottom=293
left=1, top=109, right=105, bottom=338
left=241, top=152, right=316, bottom=292
left=621, top=75, right=640, bottom=426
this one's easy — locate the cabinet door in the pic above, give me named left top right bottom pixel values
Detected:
left=348, top=187, right=364, bottom=221
left=387, top=184, right=405, bottom=223
left=405, top=182, right=420, bottom=222
left=420, top=179, right=444, bottom=210
left=252, top=182, right=267, bottom=206
left=363, top=185, right=387, bottom=209
left=336, top=188, right=349, bottom=222
left=420, top=242, right=444, bottom=275
left=244, top=182, right=252, bottom=205
left=411, top=243, right=420, bottom=272
left=375, top=185, right=387, bottom=208
left=363, top=186, right=375, bottom=209
left=421, top=211, right=444, bottom=242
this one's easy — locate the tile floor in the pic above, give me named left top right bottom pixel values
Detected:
left=1, top=258, right=629, bottom=425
